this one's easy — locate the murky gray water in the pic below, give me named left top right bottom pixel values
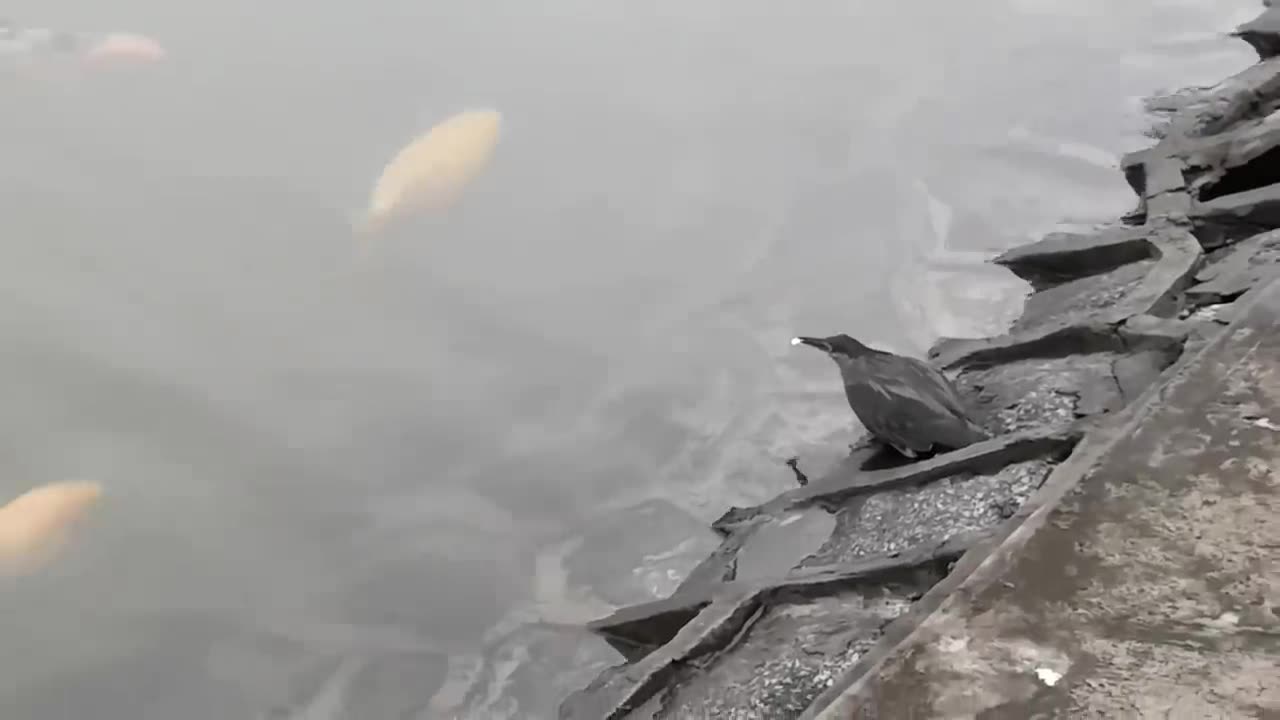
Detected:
left=0, top=1, right=1258, bottom=717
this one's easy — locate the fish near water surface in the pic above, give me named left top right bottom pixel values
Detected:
left=356, top=109, right=503, bottom=237
left=0, top=20, right=165, bottom=70
left=0, top=480, right=103, bottom=576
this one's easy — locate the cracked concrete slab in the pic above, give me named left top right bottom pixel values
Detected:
left=800, top=459, right=1053, bottom=568
left=1012, top=261, right=1155, bottom=334
left=1189, top=227, right=1280, bottom=304
left=711, top=425, right=1079, bottom=535
left=929, top=223, right=1199, bottom=371
left=811, top=276, right=1280, bottom=720
left=955, top=354, right=1126, bottom=431
left=993, top=227, right=1153, bottom=290
left=647, top=586, right=915, bottom=720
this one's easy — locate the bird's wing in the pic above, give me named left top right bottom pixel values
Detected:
left=853, top=357, right=988, bottom=450
left=861, top=356, right=960, bottom=420
left=895, top=357, right=979, bottom=420
left=862, top=388, right=986, bottom=450
left=845, top=375, right=937, bottom=453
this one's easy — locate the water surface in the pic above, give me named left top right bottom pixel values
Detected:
left=0, top=1, right=1257, bottom=717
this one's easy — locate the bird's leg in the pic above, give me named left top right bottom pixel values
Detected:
left=889, top=443, right=919, bottom=459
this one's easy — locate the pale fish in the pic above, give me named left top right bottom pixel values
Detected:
left=357, top=109, right=503, bottom=236
left=0, top=480, right=102, bottom=576
left=83, top=33, right=167, bottom=65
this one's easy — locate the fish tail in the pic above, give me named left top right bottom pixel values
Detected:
left=349, top=208, right=381, bottom=237
left=348, top=209, right=387, bottom=266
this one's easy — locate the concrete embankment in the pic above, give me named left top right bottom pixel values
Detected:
left=562, top=5, right=1280, bottom=718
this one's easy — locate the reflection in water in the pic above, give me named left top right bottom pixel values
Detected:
left=0, top=0, right=1256, bottom=717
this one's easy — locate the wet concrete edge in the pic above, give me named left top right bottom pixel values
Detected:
left=805, top=9, right=1280, bottom=717
left=562, top=6, right=1280, bottom=718
left=803, top=269, right=1280, bottom=719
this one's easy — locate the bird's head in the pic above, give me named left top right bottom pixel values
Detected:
left=791, top=334, right=873, bottom=360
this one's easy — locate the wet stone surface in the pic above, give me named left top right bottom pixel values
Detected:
left=843, top=276, right=1280, bottom=720
left=955, top=355, right=1116, bottom=431
left=1011, top=260, right=1154, bottom=333
left=733, top=507, right=836, bottom=583
left=1187, top=228, right=1280, bottom=305
left=800, top=459, right=1053, bottom=568
left=649, top=587, right=915, bottom=720
left=993, top=227, right=1153, bottom=290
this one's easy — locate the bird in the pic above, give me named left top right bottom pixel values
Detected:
left=792, top=334, right=988, bottom=458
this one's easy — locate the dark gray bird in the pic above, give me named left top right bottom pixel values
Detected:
left=792, top=334, right=988, bottom=458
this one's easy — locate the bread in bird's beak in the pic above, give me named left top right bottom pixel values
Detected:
left=791, top=336, right=831, bottom=352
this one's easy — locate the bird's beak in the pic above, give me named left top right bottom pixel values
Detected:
left=791, top=336, right=831, bottom=353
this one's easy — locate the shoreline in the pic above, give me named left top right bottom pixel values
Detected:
left=562, top=4, right=1280, bottom=718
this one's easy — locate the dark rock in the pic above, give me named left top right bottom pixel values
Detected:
left=1012, top=261, right=1155, bottom=333
left=1186, top=118, right=1280, bottom=205
left=1187, top=228, right=1280, bottom=304
left=588, top=596, right=712, bottom=662
left=1121, top=149, right=1150, bottom=196
left=1234, top=7, right=1280, bottom=60
left=565, top=533, right=986, bottom=719
left=928, top=322, right=1126, bottom=370
left=1159, top=57, right=1280, bottom=139
left=932, top=225, right=1199, bottom=369
left=560, top=592, right=763, bottom=720
left=1193, top=183, right=1280, bottom=247
left=993, top=226, right=1153, bottom=290
left=711, top=424, right=1081, bottom=535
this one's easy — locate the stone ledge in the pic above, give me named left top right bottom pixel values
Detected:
left=562, top=530, right=987, bottom=720
left=561, top=7, right=1280, bottom=718
left=807, top=274, right=1280, bottom=720
left=1234, top=6, right=1280, bottom=60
